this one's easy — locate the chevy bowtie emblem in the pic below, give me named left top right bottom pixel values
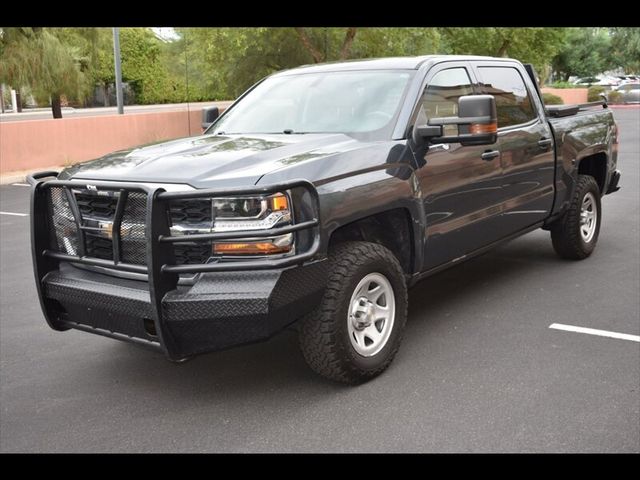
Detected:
left=98, top=221, right=131, bottom=240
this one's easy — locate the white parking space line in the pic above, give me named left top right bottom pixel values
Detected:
left=11, top=183, right=31, bottom=187
left=0, top=211, right=28, bottom=217
left=549, top=323, right=640, bottom=342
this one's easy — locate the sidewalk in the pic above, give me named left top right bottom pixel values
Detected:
left=0, top=165, right=65, bottom=185
left=0, top=101, right=231, bottom=123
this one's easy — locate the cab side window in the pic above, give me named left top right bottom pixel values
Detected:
left=477, top=67, right=537, bottom=128
left=417, top=68, right=474, bottom=136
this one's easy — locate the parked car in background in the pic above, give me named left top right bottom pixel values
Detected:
left=616, top=75, right=639, bottom=85
left=613, top=83, right=640, bottom=103
left=573, top=76, right=619, bottom=88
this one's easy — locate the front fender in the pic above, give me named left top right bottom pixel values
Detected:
left=316, top=165, right=424, bottom=272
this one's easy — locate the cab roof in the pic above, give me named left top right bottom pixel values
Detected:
left=274, top=55, right=515, bottom=76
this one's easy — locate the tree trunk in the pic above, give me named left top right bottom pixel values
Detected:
left=339, top=28, right=357, bottom=59
left=16, top=90, right=22, bottom=113
left=294, top=28, right=325, bottom=63
left=496, top=39, right=510, bottom=57
left=51, top=93, right=62, bottom=119
left=103, top=84, right=109, bottom=107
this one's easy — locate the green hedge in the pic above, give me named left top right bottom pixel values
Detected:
left=542, top=93, right=564, bottom=105
left=587, top=86, right=606, bottom=102
left=606, top=90, right=622, bottom=104
left=547, top=81, right=576, bottom=89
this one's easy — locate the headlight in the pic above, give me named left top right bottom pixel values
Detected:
left=169, top=192, right=294, bottom=257
left=213, top=193, right=291, bottom=231
left=212, top=193, right=293, bottom=255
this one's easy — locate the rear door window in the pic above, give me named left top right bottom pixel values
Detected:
left=477, top=67, right=537, bottom=128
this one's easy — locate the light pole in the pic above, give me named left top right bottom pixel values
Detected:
left=112, top=27, right=124, bottom=114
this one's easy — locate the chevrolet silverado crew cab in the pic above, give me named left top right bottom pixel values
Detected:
left=29, top=55, right=621, bottom=384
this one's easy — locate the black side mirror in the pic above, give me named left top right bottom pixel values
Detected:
left=202, top=106, right=220, bottom=131
left=413, top=94, right=498, bottom=146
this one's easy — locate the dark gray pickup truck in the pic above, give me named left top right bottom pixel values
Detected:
left=29, top=55, right=621, bottom=384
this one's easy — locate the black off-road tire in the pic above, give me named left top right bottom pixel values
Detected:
left=298, top=241, right=408, bottom=384
left=550, top=174, right=602, bottom=260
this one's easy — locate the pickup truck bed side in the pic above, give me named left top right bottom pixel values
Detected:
left=547, top=109, right=618, bottom=218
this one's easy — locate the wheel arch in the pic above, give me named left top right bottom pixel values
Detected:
left=327, top=208, right=416, bottom=275
left=576, top=150, right=608, bottom=195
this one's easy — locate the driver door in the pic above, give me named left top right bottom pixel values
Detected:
left=411, top=62, right=506, bottom=271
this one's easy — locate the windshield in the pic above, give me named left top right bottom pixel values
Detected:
left=210, top=70, right=414, bottom=140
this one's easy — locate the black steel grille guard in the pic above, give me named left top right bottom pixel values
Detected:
left=28, top=171, right=322, bottom=359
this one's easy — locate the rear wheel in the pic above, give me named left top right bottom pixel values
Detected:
left=550, top=174, right=602, bottom=260
left=298, top=241, right=408, bottom=384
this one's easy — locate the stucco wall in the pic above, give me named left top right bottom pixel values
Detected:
left=541, top=88, right=588, bottom=105
left=0, top=105, right=229, bottom=174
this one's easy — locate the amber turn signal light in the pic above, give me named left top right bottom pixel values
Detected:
left=470, top=122, right=497, bottom=134
left=270, top=193, right=289, bottom=211
left=213, top=241, right=292, bottom=255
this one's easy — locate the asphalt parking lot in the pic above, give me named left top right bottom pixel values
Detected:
left=1, top=108, right=638, bottom=453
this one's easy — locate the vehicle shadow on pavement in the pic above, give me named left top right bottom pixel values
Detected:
left=93, top=231, right=560, bottom=396
left=406, top=231, right=559, bottom=327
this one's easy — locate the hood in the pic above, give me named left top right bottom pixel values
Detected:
left=60, top=133, right=361, bottom=188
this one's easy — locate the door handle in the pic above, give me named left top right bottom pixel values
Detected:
left=538, top=138, right=553, bottom=148
left=481, top=150, right=500, bottom=161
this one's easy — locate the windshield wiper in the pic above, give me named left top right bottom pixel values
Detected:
left=214, top=130, right=309, bottom=135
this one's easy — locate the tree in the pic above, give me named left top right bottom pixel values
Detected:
left=552, top=28, right=614, bottom=81
left=295, top=27, right=357, bottom=62
left=119, top=28, right=173, bottom=104
left=439, top=27, right=566, bottom=80
left=0, top=27, right=87, bottom=118
left=171, top=28, right=315, bottom=98
left=169, top=27, right=441, bottom=100
left=350, top=28, right=440, bottom=58
left=293, top=27, right=441, bottom=64
left=610, top=27, right=640, bottom=74
left=76, top=28, right=115, bottom=107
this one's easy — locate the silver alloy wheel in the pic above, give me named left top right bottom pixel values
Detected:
left=347, top=272, right=396, bottom=357
left=580, top=191, right=598, bottom=243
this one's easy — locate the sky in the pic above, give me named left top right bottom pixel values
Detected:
left=151, top=27, right=180, bottom=42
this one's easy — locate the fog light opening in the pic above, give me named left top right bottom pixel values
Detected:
left=143, top=318, right=158, bottom=337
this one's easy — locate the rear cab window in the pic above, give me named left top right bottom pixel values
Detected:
left=476, top=66, right=537, bottom=129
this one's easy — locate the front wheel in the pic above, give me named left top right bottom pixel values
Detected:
left=298, top=242, right=408, bottom=384
left=550, top=174, right=602, bottom=260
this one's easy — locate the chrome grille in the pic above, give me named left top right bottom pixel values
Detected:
left=174, top=243, right=212, bottom=264
left=85, top=232, right=113, bottom=259
left=47, top=187, right=213, bottom=268
left=75, top=192, right=117, bottom=219
left=168, top=199, right=212, bottom=225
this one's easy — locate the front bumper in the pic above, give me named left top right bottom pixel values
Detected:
left=42, top=261, right=327, bottom=359
left=29, top=172, right=325, bottom=360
